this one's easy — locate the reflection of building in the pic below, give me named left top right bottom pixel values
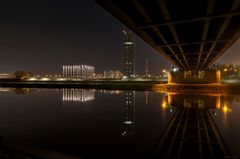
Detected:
left=0, top=88, right=34, bottom=94
left=14, top=88, right=34, bottom=94
left=62, top=89, right=95, bottom=102
left=122, top=91, right=135, bottom=136
left=0, top=88, right=14, bottom=92
left=62, top=65, right=95, bottom=79
left=123, top=29, right=135, bottom=77
left=103, top=70, right=123, bottom=79
left=102, top=90, right=122, bottom=95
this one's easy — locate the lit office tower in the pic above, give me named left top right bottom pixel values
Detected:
left=62, top=65, right=95, bottom=79
left=123, top=29, right=135, bottom=77
left=122, top=91, right=135, bottom=136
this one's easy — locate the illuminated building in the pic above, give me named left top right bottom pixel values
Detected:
left=62, top=89, right=95, bottom=102
left=211, top=63, right=240, bottom=79
left=145, top=58, right=149, bottom=77
left=162, top=69, right=168, bottom=77
left=14, top=71, right=33, bottom=79
left=62, top=65, right=94, bottom=79
left=103, top=70, right=123, bottom=79
left=122, top=91, right=135, bottom=136
left=123, top=29, right=135, bottom=78
left=169, top=65, right=179, bottom=72
left=0, top=73, right=15, bottom=79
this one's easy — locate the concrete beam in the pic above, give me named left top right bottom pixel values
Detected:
left=202, top=0, right=240, bottom=68
left=157, top=0, right=189, bottom=69
left=138, top=12, right=240, bottom=29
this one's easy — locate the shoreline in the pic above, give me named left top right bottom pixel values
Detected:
left=0, top=80, right=165, bottom=91
left=0, top=80, right=240, bottom=94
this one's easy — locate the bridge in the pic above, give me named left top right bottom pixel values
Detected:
left=96, top=0, right=240, bottom=83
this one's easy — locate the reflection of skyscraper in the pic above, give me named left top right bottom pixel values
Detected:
left=62, top=89, right=95, bottom=102
left=123, top=29, right=135, bottom=77
left=122, top=91, right=135, bottom=136
left=145, top=91, right=149, bottom=105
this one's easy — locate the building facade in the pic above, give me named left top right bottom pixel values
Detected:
left=62, top=65, right=95, bottom=79
left=0, top=73, right=15, bottom=79
left=123, top=29, right=135, bottom=77
left=14, top=71, right=33, bottom=79
left=103, top=70, right=123, bottom=79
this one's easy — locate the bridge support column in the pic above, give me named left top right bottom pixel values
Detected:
left=168, top=69, right=220, bottom=84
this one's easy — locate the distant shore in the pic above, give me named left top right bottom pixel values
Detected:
left=0, top=80, right=166, bottom=91
left=0, top=79, right=240, bottom=94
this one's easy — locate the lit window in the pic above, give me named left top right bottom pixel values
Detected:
left=124, top=42, right=133, bottom=45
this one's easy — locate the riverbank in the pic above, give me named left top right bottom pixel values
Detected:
left=0, top=80, right=240, bottom=94
left=0, top=80, right=166, bottom=91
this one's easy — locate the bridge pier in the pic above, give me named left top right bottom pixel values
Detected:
left=168, top=69, right=220, bottom=84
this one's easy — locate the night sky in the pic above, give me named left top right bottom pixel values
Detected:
left=0, top=0, right=239, bottom=75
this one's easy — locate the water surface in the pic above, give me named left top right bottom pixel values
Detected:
left=0, top=88, right=239, bottom=158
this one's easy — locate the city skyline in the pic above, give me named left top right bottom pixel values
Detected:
left=0, top=0, right=239, bottom=75
left=0, top=1, right=240, bottom=158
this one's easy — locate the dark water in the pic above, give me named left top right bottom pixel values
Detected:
left=0, top=88, right=239, bottom=158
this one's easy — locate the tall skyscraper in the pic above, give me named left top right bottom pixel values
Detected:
left=123, top=29, right=135, bottom=77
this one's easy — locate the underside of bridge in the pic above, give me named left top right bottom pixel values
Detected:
left=96, top=0, right=240, bottom=71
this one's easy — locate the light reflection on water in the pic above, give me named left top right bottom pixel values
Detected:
left=62, top=89, right=95, bottom=102
left=0, top=88, right=239, bottom=158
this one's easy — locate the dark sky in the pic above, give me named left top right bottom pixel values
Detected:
left=217, top=39, right=240, bottom=65
left=0, top=0, right=239, bottom=75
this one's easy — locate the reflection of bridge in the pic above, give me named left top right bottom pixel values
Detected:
left=154, top=93, right=232, bottom=158
left=96, top=0, right=240, bottom=83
